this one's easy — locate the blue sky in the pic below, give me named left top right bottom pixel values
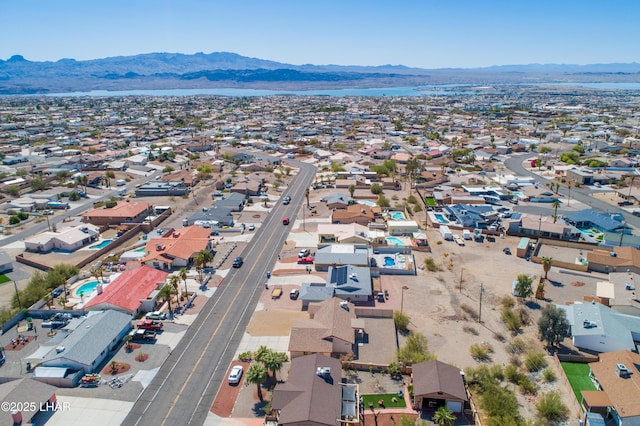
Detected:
left=3, top=0, right=638, bottom=68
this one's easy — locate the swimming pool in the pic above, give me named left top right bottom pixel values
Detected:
left=390, top=211, right=406, bottom=220
left=384, top=256, right=396, bottom=267
left=434, top=214, right=449, bottom=224
left=357, top=200, right=377, bottom=207
left=90, top=239, right=113, bottom=249
left=134, top=247, right=146, bottom=253
left=386, top=237, right=406, bottom=246
left=75, top=280, right=100, bottom=297
left=512, top=191, right=525, bottom=199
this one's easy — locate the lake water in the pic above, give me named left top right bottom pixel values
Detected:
left=35, top=82, right=640, bottom=98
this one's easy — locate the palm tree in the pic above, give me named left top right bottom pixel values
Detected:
left=263, top=351, right=288, bottom=383
left=305, top=187, right=310, bottom=208
left=158, top=284, right=176, bottom=314
left=123, top=334, right=133, bottom=352
left=169, top=275, right=181, bottom=307
left=541, top=256, right=553, bottom=280
left=246, top=364, right=268, bottom=402
left=551, top=200, right=561, bottom=223
left=179, top=267, right=188, bottom=298
left=433, top=406, right=456, bottom=426
left=253, top=345, right=271, bottom=364
left=348, top=184, right=356, bottom=198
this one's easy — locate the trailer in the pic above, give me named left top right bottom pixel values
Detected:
left=439, top=225, right=453, bottom=241
left=462, top=229, right=472, bottom=240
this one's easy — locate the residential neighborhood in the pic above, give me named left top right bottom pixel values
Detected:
left=0, top=86, right=639, bottom=425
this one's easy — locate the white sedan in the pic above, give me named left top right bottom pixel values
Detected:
left=228, top=365, right=243, bottom=384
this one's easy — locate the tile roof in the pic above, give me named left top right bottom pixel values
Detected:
left=587, top=246, right=640, bottom=269
left=83, top=266, right=168, bottom=313
left=142, top=225, right=211, bottom=263
left=289, top=298, right=356, bottom=354
left=589, top=351, right=640, bottom=418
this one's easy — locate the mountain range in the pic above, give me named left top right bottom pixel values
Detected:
left=1, top=51, right=640, bottom=95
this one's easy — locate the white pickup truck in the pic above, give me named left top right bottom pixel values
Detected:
left=453, top=234, right=465, bottom=246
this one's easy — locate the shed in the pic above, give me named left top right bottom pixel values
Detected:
left=412, top=360, right=468, bottom=413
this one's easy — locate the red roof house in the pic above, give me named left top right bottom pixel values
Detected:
left=82, top=266, right=169, bottom=315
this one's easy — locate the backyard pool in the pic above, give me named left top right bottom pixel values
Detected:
left=386, top=237, right=406, bottom=246
left=384, top=256, right=396, bottom=267
left=357, top=200, right=377, bottom=207
left=75, top=280, right=100, bottom=297
left=134, top=247, right=146, bottom=252
left=434, top=213, right=449, bottom=224
left=90, top=239, right=113, bottom=249
left=512, top=191, right=525, bottom=199
left=390, top=211, right=406, bottom=220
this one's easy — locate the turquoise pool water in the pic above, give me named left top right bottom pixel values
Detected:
left=384, top=256, right=396, bottom=267
left=386, top=237, right=406, bottom=246
left=357, top=200, right=377, bottom=207
left=90, top=239, right=113, bottom=249
left=75, top=280, right=100, bottom=297
left=512, top=191, right=525, bottom=198
left=134, top=247, right=146, bottom=252
left=390, top=211, right=406, bottom=220
left=434, top=213, right=449, bottom=224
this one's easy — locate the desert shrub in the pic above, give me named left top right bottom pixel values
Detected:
left=464, top=365, right=503, bottom=393
left=9, top=215, right=20, bottom=225
left=489, top=364, right=504, bottom=382
left=518, top=376, right=537, bottom=395
left=504, top=365, right=522, bottom=384
left=470, top=342, right=493, bottom=362
left=394, top=311, right=410, bottom=332
left=463, top=325, right=478, bottom=335
left=517, top=308, right=531, bottom=326
left=542, top=368, right=557, bottom=382
left=17, top=211, right=29, bottom=220
left=424, top=257, right=440, bottom=272
left=460, top=304, right=478, bottom=321
left=493, top=332, right=506, bottom=342
left=238, top=351, right=253, bottom=362
left=509, top=355, right=522, bottom=367
left=480, top=383, right=522, bottom=424
left=397, top=332, right=436, bottom=365
left=501, top=307, right=522, bottom=334
left=500, top=295, right=515, bottom=308
left=507, top=338, right=527, bottom=354
left=536, top=391, right=568, bottom=423
left=525, top=352, right=547, bottom=372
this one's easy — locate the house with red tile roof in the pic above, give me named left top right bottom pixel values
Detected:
left=82, top=201, right=152, bottom=227
left=141, top=225, right=212, bottom=270
left=82, top=266, right=169, bottom=315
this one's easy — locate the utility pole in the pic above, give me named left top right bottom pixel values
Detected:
left=459, top=265, right=464, bottom=293
left=478, top=283, right=484, bottom=323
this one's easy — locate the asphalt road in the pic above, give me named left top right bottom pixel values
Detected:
left=122, top=160, right=317, bottom=426
left=504, top=153, right=640, bottom=228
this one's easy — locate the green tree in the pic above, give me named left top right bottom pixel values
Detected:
left=179, top=267, right=188, bottom=297
left=541, top=256, right=553, bottom=280
left=514, top=274, right=533, bottom=302
left=433, top=406, right=456, bottom=426
left=158, top=284, right=176, bottom=314
left=551, top=200, right=561, bottom=223
left=348, top=184, right=356, bottom=198
left=30, top=177, right=47, bottom=191
left=263, top=351, right=288, bottom=382
left=537, top=304, right=571, bottom=349
left=9, top=216, right=20, bottom=225
left=370, top=183, right=383, bottom=195
left=169, top=275, right=181, bottom=308
left=246, top=363, right=268, bottom=401
left=5, top=185, right=20, bottom=196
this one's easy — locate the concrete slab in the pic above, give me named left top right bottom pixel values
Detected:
left=132, top=366, right=160, bottom=389
left=233, top=332, right=290, bottom=358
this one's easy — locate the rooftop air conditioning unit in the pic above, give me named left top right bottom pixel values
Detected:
left=617, top=363, right=631, bottom=378
left=316, top=367, right=331, bottom=377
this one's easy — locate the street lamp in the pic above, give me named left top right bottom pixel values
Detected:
left=401, top=286, right=409, bottom=313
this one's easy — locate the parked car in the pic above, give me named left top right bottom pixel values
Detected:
left=228, top=365, right=244, bottom=384
left=137, top=319, right=163, bottom=331
left=298, top=249, right=310, bottom=258
left=248, top=224, right=255, bottom=231
left=289, top=289, right=300, bottom=300
left=232, top=256, right=243, bottom=268
left=633, top=210, right=640, bottom=217
left=128, top=328, right=156, bottom=341
left=51, top=288, right=63, bottom=298
left=619, top=200, right=634, bottom=206
left=297, top=256, right=314, bottom=264
left=145, top=311, right=167, bottom=320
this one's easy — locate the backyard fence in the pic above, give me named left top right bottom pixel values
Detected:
left=551, top=354, right=589, bottom=420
